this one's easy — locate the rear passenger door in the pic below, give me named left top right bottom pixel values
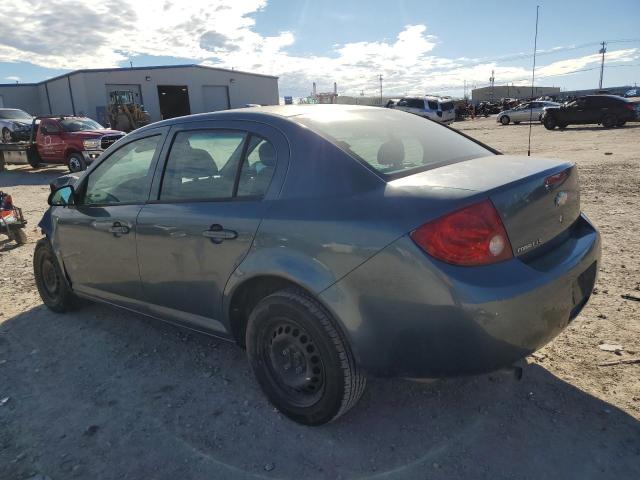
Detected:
left=135, top=121, right=288, bottom=333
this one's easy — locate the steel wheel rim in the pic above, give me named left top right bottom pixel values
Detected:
left=41, top=256, right=60, bottom=298
left=261, top=317, right=326, bottom=407
left=69, top=157, right=81, bottom=171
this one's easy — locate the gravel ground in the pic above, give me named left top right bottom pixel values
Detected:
left=1, top=118, right=639, bottom=479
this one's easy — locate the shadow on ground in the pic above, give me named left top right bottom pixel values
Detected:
left=0, top=166, right=67, bottom=188
left=1, top=304, right=639, bottom=480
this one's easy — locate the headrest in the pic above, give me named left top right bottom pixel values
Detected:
left=377, top=139, right=404, bottom=168
left=258, top=142, right=276, bottom=167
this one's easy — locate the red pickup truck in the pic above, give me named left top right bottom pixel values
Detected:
left=0, top=116, right=125, bottom=172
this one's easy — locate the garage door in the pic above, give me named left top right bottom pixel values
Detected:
left=202, top=86, right=230, bottom=112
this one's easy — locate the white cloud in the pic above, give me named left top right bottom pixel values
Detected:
left=0, top=0, right=638, bottom=97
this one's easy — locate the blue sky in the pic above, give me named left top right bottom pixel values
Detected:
left=0, top=0, right=638, bottom=98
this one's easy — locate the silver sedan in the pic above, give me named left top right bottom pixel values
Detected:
left=498, top=101, right=560, bottom=125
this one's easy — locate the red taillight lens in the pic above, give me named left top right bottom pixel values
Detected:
left=544, top=170, right=569, bottom=188
left=410, top=199, right=513, bottom=266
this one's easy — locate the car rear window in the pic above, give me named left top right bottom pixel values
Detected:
left=294, top=108, right=492, bottom=179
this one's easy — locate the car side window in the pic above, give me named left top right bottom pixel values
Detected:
left=237, top=135, right=277, bottom=197
left=408, top=98, right=424, bottom=109
left=42, top=121, right=61, bottom=134
left=160, top=130, right=246, bottom=201
left=427, top=100, right=438, bottom=110
left=397, top=99, right=408, bottom=107
left=84, top=135, right=161, bottom=205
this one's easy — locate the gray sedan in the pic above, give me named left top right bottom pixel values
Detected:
left=37, top=105, right=600, bottom=425
left=497, top=101, right=560, bottom=125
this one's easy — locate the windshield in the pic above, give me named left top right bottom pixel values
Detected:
left=60, top=118, right=103, bottom=132
left=294, top=107, right=492, bottom=179
left=0, top=109, right=32, bottom=120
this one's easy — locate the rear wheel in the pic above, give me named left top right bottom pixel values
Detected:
left=1, top=128, right=12, bottom=143
left=246, top=288, right=366, bottom=426
left=543, top=116, right=557, bottom=130
left=602, top=114, right=617, bottom=128
left=616, top=120, right=626, bottom=127
left=34, top=239, right=77, bottom=312
left=500, top=115, right=510, bottom=125
left=10, top=227, right=27, bottom=245
left=67, top=153, right=86, bottom=173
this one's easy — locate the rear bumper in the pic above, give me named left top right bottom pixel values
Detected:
left=321, top=214, right=601, bottom=378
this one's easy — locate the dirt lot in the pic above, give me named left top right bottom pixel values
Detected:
left=1, top=119, right=639, bottom=479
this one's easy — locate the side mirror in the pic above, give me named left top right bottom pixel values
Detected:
left=48, top=185, right=75, bottom=207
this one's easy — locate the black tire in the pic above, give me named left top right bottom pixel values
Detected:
left=67, top=153, right=87, bottom=173
left=602, top=114, right=617, bottom=128
left=1, top=127, right=12, bottom=143
left=10, top=227, right=27, bottom=245
left=246, top=288, right=366, bottom=426
left=616, top=120, right=626, bottom=127
left=558, top=123, right=568, bottom=130
left=500, top=115, right=510, bottom=125
left=34, top=239, right=77, bottom=312
left=513, top=121, right=521, bottom=125
left=543, top=116, right=557, bottom=130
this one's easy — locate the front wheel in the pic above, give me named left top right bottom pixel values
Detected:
left=67, top=153, right=86, bottom=173
left=500, top=115, right=510, bottom=125
left=246, top=289, right=367, bottom=426
left=34, top=239, right=77, bottom=312
left=543, top=116, right=557, bottom=130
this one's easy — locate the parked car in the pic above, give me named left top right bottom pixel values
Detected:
left=389, top=96, right=456, bottom=124
left=542, top=95, right=636, bottom=129
left=497, top=101, right=560, bottom=125
left=0, top=116, right=126, bottom=172
left=37, top=105, right=600, bottom=425
left=0, top=108, right=33, bottom=142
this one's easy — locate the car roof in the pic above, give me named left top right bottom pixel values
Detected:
left=583, top=94, right=629, bottom=101
left=136, top=104, right=385, bottom=131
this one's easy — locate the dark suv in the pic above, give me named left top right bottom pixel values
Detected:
left=542, top=95, right=636, bottom=130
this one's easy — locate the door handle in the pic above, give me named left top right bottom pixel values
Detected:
left=202, top=224, right=237, bottom=243
left=108, top=221, right=131, bottom=236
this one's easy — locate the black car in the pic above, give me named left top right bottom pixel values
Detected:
left=542, top=95, right=636, bottom=130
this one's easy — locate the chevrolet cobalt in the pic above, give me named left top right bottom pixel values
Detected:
left=36, top=105, right=600, bottom=425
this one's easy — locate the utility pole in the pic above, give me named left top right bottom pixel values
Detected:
left=378, top=74, right=383, bottom=104
left=598, top=41, right=606, bottom=89
left=490, top=70, right=495, bottom=102
left=463, top=79, right=467, bottom=99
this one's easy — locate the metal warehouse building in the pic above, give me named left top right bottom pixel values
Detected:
left=0, top=65, right=279, bottom=123
left=472, top=85, right=560, bottom=103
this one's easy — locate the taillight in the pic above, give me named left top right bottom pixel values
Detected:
left=410, top=199, right=513, bottom=266
left=544, top=169, right=569, bottom=189
left=624, top=103, right=635, bottom=112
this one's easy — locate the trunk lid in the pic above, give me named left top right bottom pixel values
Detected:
left=391, top=155, right=580, bottom=257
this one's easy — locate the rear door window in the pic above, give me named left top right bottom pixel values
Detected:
left=237, top=136, right=277, bottom=197
left=427, top=100, right=438, bottom=110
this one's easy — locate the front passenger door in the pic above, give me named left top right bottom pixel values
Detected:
left=53, top=130, right=166, bottom=307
